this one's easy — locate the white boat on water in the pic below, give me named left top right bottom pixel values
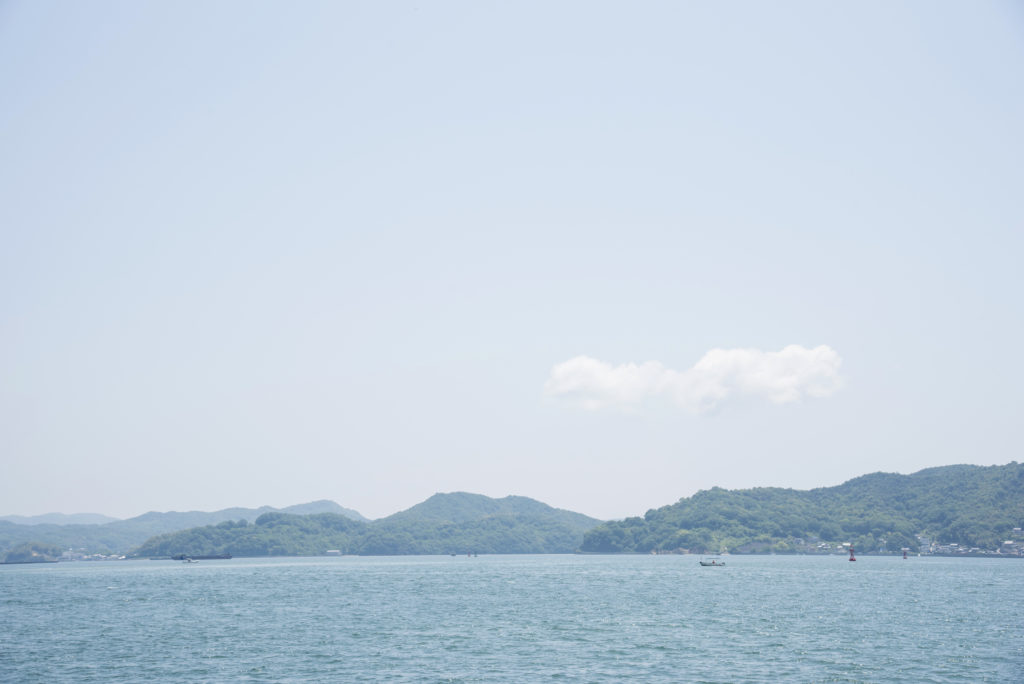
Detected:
left=698, top=557, right=725, bottom=567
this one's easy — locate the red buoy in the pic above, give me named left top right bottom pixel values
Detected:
left=849, top=545, right=856, bottom=561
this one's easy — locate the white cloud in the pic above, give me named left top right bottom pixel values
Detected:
left=544, top=345, right=843, bottom=413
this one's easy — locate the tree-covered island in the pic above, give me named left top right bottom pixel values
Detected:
left=132, top=493, right=603, bottom=557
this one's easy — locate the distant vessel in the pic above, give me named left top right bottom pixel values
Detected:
left=171, top=554, right=232, bottom=561
left=699, top=557, right=725, bottom=567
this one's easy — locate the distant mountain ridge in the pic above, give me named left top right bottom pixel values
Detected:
left=0, top=500, right=366, bottom=555
left=119, top=500, right=366, bottom=534
left=132, top=493, right=605, bottom=557
left=0, top=513, right=120, bottom=526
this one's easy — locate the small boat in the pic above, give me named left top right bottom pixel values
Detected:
left=698, top=557, right=725, bottom=567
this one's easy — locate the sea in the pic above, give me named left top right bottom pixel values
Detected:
left=1, top=554, right=1020, bottom=682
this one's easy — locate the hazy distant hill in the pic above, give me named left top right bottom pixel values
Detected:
left=0, top=513, right=120, bottom=526
left=132, top=493, right=605, bottom=557
left=0, top=500, right=366, bottom=555
left=384, top=492, right=599, bottom=532
left=581, top=462, right=1024, bottom=554
left=108, top=500, right=366, bottom=539
left=280, top=500, right=367, bottom=520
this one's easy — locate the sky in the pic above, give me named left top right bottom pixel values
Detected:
left=1, top=1, right=1022, bottom=521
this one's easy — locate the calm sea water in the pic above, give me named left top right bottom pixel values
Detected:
left=1, top=554, right=1020, bottom=682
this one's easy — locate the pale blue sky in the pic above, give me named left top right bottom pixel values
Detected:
left=2, top=2, right=1022, bottom=520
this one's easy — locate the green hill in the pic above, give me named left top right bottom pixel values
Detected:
left=384, top=492, right=599, bottom=532
left=132, top=493, right=605, bottom=557
left=133, top=513, right=367, bottom=558
left=0, top=500, right=366, bottom=556
left=581, top=462, right=1024, bottom=554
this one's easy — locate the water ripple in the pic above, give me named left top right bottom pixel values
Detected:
left=1, top=555, right=1021, bottom=682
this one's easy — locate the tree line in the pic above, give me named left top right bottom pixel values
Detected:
left=132, top=510, right=597, bottom=557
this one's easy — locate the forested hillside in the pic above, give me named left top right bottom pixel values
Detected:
left=383, top=492, right=598, bottom=532
left=582, top=462, right=1024, bottom=554
left=132, top=493, right=603, bottom=557
left=0, top=500, right=365, bottom=555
